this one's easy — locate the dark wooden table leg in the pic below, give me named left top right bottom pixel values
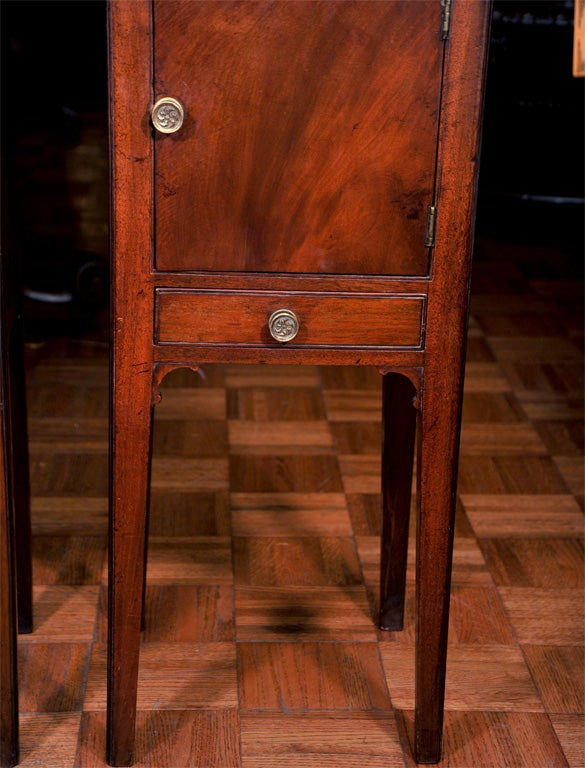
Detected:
left=379, top=371, right=417, bottom=630
left=106, top=1, right=154, bottom=760
left=7, top=307, right=32, bottom=636
left=0, top=327, right=19, bottom=768
left=107, top=368, right=154, bottom=767
left=140, top=406, right=155, bottom=633
left=0, top=463, right=18, bottom=768
left=414, top=368, right=465, bottom=764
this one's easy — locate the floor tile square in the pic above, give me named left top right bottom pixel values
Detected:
left=238, top=642, right=391, bottom=711
left=381, top=645, right=542, bottom=711
left=235, top=586, right=376, bottom=642
left=83, top=643, right=238, bottom=711
left=240, top=712, right=403, bottom=767
left=233, top=536, right=362, bottom=586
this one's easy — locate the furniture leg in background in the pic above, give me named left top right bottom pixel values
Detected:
left=0, top=273, right=23, bottom=768
left=0, top=182, right=33, bottom=768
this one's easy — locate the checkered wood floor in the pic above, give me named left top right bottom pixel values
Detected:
left=13, top=236, right=583, bottom=767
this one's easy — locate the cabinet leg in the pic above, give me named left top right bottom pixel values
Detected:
left=8, top=324, right=32, bottom=636
left=414, top=375, right=464, bottom=764
left=379, top=372, right=417, bottom=630
left=13, top=462, right=32, bottom=636
left=0, top=404, right=18, bottom=768
left=107, top=372, right=153, bottom=767
left=140, top=408, right=155, bottom=633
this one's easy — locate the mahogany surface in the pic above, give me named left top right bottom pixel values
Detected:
left=154, top=0, right=443, bottom=276
left=156, top=290, right=425, bottom=348
left=107, top=1, right=491, bottom=765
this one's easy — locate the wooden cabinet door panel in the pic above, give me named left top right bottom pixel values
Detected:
left=153, top=0, right=443, bottom=276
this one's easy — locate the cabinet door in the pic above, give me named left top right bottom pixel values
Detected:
left=154, top=0, right=443, bottom=276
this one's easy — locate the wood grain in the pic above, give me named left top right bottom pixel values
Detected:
left=157, top=291, right=424, bottom=349
left=523, top=645, right=584, bottom=714
left=398, top=711, right=568, bottom=768
left=17, top=643, right=89, bottom=712
left=498, top=589, right=585, bottom=646
left=19, top=713, right=81, bottom=768
left=233, top=536, right=362, bottom=587
left=141, top=585, right=234, bottom=642
left=481, top=539, right=584, bottom=588
left=154, top=1, right=442, bottom=276
left=460, top=494, right=584, bottom=538
left=237, top=642, right=391, bottom=711
left=229, top=455, right=343, bottom=493
left=549, top=714, right=585, bottom=768
left=240, top=712, right=403, bottom=768
left=85, top=643, right=238, bottom=711
left=380, top=644, right=543, bottom=712
left=235, top=586, right=377, bottom=642
left=228, top=421, right=334, bottom=454
left=145, top=537, right=233, bottom=585
left=230, top=493, right=351, bottom=537
left=76, top=710, right=241, bottom=768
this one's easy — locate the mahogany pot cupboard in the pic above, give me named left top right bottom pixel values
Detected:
left=107, top=1, right=491, bottom=764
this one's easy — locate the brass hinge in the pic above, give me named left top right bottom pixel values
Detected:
left=441, top=0, right=453, bottom=39
left=424, top=205, right=437, bottom=248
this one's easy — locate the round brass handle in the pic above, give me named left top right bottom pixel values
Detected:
left=151, top=96, right=185, bottom=134
left=268, top=309, right=299, bottom=343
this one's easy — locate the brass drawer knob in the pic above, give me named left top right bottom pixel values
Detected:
left=268, top=309, right=299, bottom=343
left=151, top=96, right=185, bottom=134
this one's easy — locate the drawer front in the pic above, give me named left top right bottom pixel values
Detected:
left=156, top=290, right=425, bottom=349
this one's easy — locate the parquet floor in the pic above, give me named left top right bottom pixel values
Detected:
left=12, top=234, right=583, bottom=767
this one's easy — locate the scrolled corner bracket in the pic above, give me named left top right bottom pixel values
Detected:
left=152, top=362, right=200, bottom=406
left=377, top=366, right=423, bottom=410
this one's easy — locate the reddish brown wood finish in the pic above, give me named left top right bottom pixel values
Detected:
left=107, top=2, right=154, bottom=765
left=379, top=371, right=417, bottom=631
left=156, top=290, right=425, bottom=348
left=107, top=1, right=491, bottom=765
left=414, top=3, right=492, bottom=759
left=154, top=0, right=443, bottom=276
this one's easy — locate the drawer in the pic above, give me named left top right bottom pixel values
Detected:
left=156, top=290, right=425, bottom=349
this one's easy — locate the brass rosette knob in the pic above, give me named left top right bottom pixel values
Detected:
left=268, top=309, right=299, bottom=343
left=151, top=96, right=185, bottom=134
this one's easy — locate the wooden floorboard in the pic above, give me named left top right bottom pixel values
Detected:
left=13, top=237, right=585, bottom=767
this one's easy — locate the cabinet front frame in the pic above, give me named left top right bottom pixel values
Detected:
left=108, top=0, right=490, bottom=369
